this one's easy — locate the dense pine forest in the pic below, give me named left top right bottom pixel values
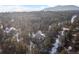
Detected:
left=0, top=10, right=79, bottom=54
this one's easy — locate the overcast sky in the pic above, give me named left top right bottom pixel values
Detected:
left=0, top=0, right=79, bottom=12
left=0, top=0, right=79, bottom=6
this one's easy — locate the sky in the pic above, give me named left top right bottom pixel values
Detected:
left=0, top=0, right=79, bottom=12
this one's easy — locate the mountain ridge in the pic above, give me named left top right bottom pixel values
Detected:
left=43, top=5, right=79, bottom=11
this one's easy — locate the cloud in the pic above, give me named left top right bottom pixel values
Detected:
left=0, top=5, right=48, bottom=12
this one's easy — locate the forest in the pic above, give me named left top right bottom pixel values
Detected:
left=0, top=10, right=79, bottom=54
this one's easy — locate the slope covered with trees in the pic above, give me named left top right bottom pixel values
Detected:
left=0, top=10, right=78, bottom=53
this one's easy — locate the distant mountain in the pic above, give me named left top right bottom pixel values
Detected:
left=43, top=5, right=79, bottom=11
